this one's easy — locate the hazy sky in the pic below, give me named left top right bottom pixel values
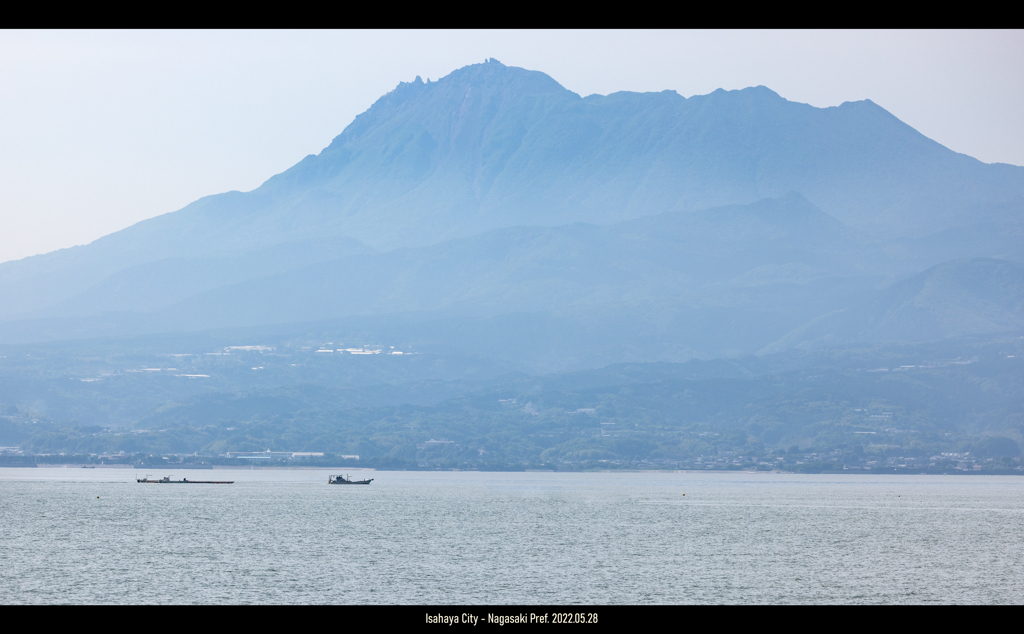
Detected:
left=2, top=30, right=1022, bottom=264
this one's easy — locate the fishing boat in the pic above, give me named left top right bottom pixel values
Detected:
left=137, top=475, right=233, bottom=484
left=328, top=474, right=373, bottom=485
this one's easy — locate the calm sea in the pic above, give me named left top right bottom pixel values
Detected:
left=1, top=467, right=1022, bottom=604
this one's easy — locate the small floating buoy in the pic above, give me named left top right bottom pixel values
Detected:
left=96, top=496, right=99, bottom=498
left=682, top=493, right=685, bottom=496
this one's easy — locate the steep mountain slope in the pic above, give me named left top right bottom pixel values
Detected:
left=5, top=193, right=1023, bottom=369
left=765, top=258, right=1024, bottom=351
left=0, top=194, right=872, bottom=349
left=3, top=59, right=1022, bottom=321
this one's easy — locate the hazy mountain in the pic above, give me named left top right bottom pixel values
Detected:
left=5, top=189, right=1022, bottom=372
left=6, top=60, right=1024, bottom=464
left=3, top=59, right=1022, bottom=324
left=0, top=194, right=875, bottom=353
left=115, top=194, right=863, bottom=317
left=765, top=258, right=1024, bottom=352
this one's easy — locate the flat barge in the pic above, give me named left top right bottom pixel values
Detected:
left=137, top=476, right=234, bottom=484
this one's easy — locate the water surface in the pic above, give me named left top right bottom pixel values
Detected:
left=2, top=468, right=1022, bottom=604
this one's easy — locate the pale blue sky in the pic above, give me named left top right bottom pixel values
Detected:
left=2, top=30, right=1022, bottom=263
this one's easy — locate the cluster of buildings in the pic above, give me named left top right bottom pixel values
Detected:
left=223, top=450, right=355, bottom=461
left=416, top=439, right=456, bottom=450
left=313, top=346, right=406, bottom=355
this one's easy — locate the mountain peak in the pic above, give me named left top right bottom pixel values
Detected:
left=436, top=60, right=567, bottom=94
left=256, top=57, right=1023, bottom=248
left=746, top=85, right=783, bottom=99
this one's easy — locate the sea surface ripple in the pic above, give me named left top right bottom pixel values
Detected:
left=1, top=468, right=1022, bottom=604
